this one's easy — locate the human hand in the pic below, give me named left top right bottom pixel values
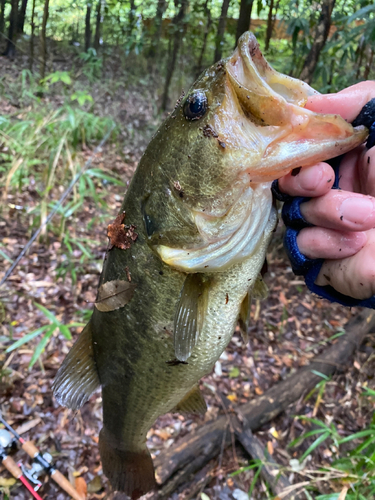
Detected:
left=278, top=81, right=375, bottom=301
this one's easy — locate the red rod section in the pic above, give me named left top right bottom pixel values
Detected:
left=19, top=475, right=44, bottom=500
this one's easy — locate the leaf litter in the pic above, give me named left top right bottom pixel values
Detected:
left=1, top=53, right=375, bottom=500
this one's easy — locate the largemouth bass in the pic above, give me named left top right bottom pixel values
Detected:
left=53, top=32, right=367, bottom=499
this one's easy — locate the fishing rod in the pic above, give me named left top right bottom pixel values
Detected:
left=0, top=414, right=84, bottom=500
left=0, top=430, right=43, bottom=500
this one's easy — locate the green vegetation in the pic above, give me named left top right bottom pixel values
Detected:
left=230, top=383, right=375, bottom=499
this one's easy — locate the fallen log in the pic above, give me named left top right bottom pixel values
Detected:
left=217, top=392, right=303, bottom=500
left=155, top=309, right=375, bottom=493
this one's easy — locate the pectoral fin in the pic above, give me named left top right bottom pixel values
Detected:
left=174, top=274, right=208, bottom=362
left=52, top=321, right=100, bottom=410
left=252, top=273, right=269, bottom=300
left=238, top=275, right=268, bottom=344
left=173, top=384, right=207, bottom=415
left=238, top=292, right=251, bottom=344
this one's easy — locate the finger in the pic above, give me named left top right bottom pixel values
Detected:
left=315, top=229, right=375, bottom=300
left=305, top=81, right=375, bottom=122
left=300, top=190, right=375, bottom=231
left=297, top=227, right=367, bottom=260
left=357, top=146, right=375, bottom=197
left=278, top=163, right=335, bottom=197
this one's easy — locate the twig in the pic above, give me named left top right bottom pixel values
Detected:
left=216, top=391, right=237, bottom=467
left=0, top=124, right=115, bottom=288
left=220, top=395, right=303, bottom=500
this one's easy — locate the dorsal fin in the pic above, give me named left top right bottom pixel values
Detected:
left=174, top=274, right=208, bottom=362
left=52, top=321, right=100, bottom=410
left=173, top=384, right=207, bottom=415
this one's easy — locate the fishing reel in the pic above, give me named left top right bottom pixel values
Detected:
left=0, top=428, right=50, bottom=491
left=0, top=428, right=17, bottom=451
left=18, top=455, right=52, bottom=491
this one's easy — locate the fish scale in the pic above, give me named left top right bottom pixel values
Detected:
left=53, top=31, right=369, bottom=499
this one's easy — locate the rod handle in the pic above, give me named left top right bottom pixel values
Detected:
left=2, top=455, right=22, bottom=478
left=51, top=469, right=85, bottom=500
left=22, top=440, right=39, bottom=458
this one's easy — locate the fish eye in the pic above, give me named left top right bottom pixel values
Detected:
left=183, top=92, right=208, bottom=121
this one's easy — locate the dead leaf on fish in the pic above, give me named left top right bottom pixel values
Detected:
left=95, top=280, right=136, bottom=312
left=107, top=211, right=138, bottom=250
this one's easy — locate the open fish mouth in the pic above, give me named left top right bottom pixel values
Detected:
left=225, top=32, right=368, bottom=181
left=157, top=32, right=369, bottom=272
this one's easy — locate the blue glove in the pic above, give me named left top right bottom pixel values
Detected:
left=272, top=98, right=375, bottom=307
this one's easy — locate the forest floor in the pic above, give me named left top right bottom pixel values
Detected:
left=1, top=45, right=375, bottom=500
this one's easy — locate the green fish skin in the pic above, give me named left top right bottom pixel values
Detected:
left=53, top=32, right=368, bottom=499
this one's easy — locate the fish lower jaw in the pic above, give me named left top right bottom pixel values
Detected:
left=248, top=126, right=368, bottom=182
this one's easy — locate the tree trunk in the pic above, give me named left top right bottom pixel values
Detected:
left=214, top=0, right=230, bottom=63
left=17, top=0, right=28, bottom=33
left=264, top=0, right=274, bottom=51
left=299, top=0, right=336, bottom=84
left=29, top=0, right=36, bottom=71
left=128, top=0, right=136, bottom=36
left=3, top=0, right=18, bottom=58
left=364, top=47, right=374, bottom=80
left=265, top=0, right=280, bottom=51
left=93, top=0, right=102, bottom=51
left=40, top=0, right=50, bottom=80
left=85, top=3, right=92, bottom=52
left=355, top=37, right=366, bottom=80
left=196, top=0, right=212, bottom=76
left=149, top=0, right=168, bottom=59
left=0, top=0, right=6, bottom=46
left=161, top=0, right=188, bottom=111
left=235, top=0, right=253, bottom=45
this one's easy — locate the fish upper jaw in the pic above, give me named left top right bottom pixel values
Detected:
left=226, top=31, right=319, bottom=127
left=222, top=31, right=369, bottom=182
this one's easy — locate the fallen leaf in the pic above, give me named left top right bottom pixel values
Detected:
left=338, top=487, right=348, bottom=500
left=229, top=367, right=240, bottom=378
left=75, top=476, right=87, bottom=499
left=269, top=427, right=279, bottom=439
left=227, top=394, right=237, bottom=402
left=95, top=280, right=136, bottom=312
left=87, top=475, right=103, bottom=494
left=15, top=417, right=41, bottom=435
left=0, top=477, right=16, bottom=487
left=267, top=440, right=274, bottom=455
left=154, top=429, right=171, bottom=440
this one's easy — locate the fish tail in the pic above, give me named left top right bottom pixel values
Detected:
left=99, top=428, right=156, bottom=499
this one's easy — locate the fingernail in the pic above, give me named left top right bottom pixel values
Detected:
left=341, top=197, right=375, bottom=224
left=298, top=167, right=323, bottom=191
